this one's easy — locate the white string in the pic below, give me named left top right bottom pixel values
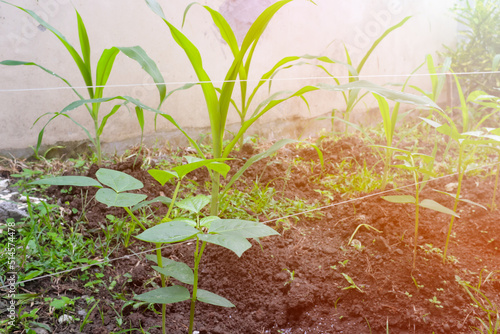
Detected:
left=2, top=160, right=499, bottom=289
left=1, top=70, right=499, bottom=93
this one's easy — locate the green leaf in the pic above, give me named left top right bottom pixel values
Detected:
left=419, top=199, right=460, bottom=217
left=381, top=195, right=416, bottom=204
left=208, top=219, right=279, bottom=239
left=117, top=46, right=167, bottom=105
left=135, top=220, right=199, bottom=243
left=95, top=188, right=147, bottom=208
left=0, top=60, right=84, bottom=100
left=200, top=216, right=219, bottom=228
left=198, top=233, right=251, bottom=257
left=152, top=263, right=194, bottom=285
left=135, top=285, right=190, bottom=304
left=433, top=190, right=488, bottom=210
left=197, top=289, right=235, bottom=307
left=30, top=176, right=102, bottom=188
left=174, top=157, right=231, bottom=179
left=148, top=170, right=179, bottom=186
left=175, top=195, right=211, bottom=214
left=317, top=80, right=440, bottom=110
left=131, top=196, right=172, bottom=212
left=96, top=168, right=144, bottom=192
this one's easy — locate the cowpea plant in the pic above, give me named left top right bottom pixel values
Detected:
left=30, top=157, right=278, bottom=334
left=0, top=1, right=166, bottom=165
left=379, top=147, right=458, bottom=269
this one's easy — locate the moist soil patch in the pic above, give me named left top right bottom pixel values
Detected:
left=14, top=136, right=500, bottom=333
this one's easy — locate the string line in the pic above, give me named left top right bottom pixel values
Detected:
left=1, top=70, right=499, bottom=93
left=2, top=160, right=499, bottom=289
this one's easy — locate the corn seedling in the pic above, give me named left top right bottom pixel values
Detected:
left=340, top=273, right=364, bottom=293
left=457, top=275, right=500, bottom=333
left=421, top=93, right=500, bottom=262
left=347, top=223, right=381, bottom=246
left=379, top=146, right=458, bottom=269
left=0, top=1, right=167, bottom=165
left=144, top=0, right=439, bottom=217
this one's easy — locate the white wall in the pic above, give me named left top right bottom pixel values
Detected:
left=0, top=0, right=458, bottom=157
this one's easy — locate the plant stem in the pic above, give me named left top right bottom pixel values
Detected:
left=413, top=180, right=420, bottom=270
left=188, top=239, right=207, bottom=333
left=157, top=180, right=182, bottom=334
left=491, top=165, right=499, bottom=210
left=210, top=172, right=220, bottom=216
left=443, top=144, right=464, bottom=263
left=165, top=180, right=182, bottom=221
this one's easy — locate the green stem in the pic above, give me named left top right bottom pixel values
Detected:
left=188, top=239, right=207, bottom=334
left=210, top=173, right=220, bottom=216
left=158, top=179, right=182, bottom=334
left=164, top=180, right=182, bottom=221
left=122, top=207, right=147, bottom=248
left=491, top=165, right=499, bottom=210
left=443, top=144, right=464, bottom=263
left=413, top=177, right=419, bottom=270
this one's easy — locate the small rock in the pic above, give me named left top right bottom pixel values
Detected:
left=58, top=314, right=74, bottom=324
left=394, top=249, right=404, bottom=255
left=0, top=200, right=28, bottom=221
left=0, top=179, right=9, bottom=191
left=445, top=182, right=458, bottom=192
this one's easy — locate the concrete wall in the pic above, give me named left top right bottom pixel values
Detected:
left=0, top=0, right=458, bottom=157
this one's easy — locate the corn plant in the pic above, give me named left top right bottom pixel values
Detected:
left=379, top=147, right=458, bottom=268
left=457, top=275, right=500, bottom=334
left=0, top=1, right=166, bottom=165
left=421, top=76, right=500, bottom=262
left=144, top=0, right=440, bottom=217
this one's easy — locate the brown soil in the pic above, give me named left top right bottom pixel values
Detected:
left=16, top=136, right=500, bottom=333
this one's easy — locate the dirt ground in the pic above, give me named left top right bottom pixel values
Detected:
left=18, top=136, right=500, bottom=333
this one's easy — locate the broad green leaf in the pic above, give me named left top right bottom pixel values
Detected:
left=381, top=195, right=416, bottom=204
left=198, top=233, right=251, bottom=257
left=135, top=285, right=190, bottom=304
left=148, top=170, right=179, bottom=186
left=131, top=196, right=172, bottom=212
left=174, top=157, right=231, bottom=179
left=197, top=289, right=235, bottom=307
left=175, top=195, right=211, bottom=214
left=152, top=264, right=194, bottom=285
left=171, top=217, right=197, bottom=227
left=30, top=176, right=102, bottom=188
left=135, top=221, right=199, bottom=243
left=200, top=216, right=219, bottom=228
left=419, top=199, right=459, bottom=217
left=208, top=219, right=279, bottom=239
left=96, top=168, right=144, bottom=192
left=96, top=188, right=147, bottom=208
